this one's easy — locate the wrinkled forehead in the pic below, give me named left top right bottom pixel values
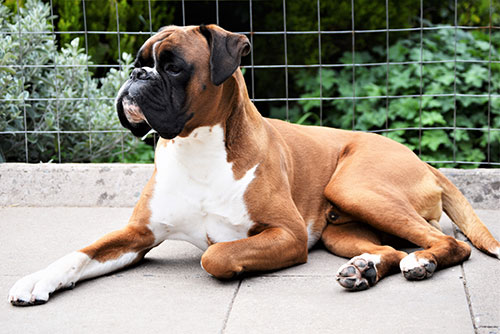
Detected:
left=136, top=25, right=207, bottom=65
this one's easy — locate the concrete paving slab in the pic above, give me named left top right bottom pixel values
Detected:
left=0, top=207, right=205, bottom=277
left=225, top=272, right=473, bottom=334
left=1, top=207, right=133, bottom=275
left=478, top=328, right=500, bottom=334
left=0, top=207, right=235, bottom=334
left=0, top=207, right=498, bottom=333
left=225, top=211, right=496, bottom=333
left=454, top=210, right=500, bottom=331
left=0, top=274, right=237, bottom=334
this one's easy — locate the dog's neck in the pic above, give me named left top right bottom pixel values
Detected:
left=159, top=70, right=267, bottom=179
left=219, top=71, right=268, bottom=178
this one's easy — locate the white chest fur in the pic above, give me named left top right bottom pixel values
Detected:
left=149, top=125, right=258, bottom=250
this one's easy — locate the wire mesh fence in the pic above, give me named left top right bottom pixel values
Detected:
left=0, top=0, right=499, bottom=166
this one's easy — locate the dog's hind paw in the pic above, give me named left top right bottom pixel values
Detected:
left=336, top=253, right=380, bottom=291
left=400, top=253, right=436, bottom=280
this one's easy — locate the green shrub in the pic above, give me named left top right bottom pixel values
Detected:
left=271, top=27, right=500, bottom=167
left=2, top=0, right=499, bottom=166
left=0, top=0, right=146, bottom=163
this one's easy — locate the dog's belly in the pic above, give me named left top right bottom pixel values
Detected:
left=148, top=125, right=258, bottom=250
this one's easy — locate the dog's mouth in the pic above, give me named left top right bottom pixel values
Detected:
left=116, top=76, right=194, bottom=140
left=119, top=94, right=189, bottom=140
left=121, top=97, right=159, bottom=140
left=116, top=91, right=153, bottom=139
left=122, top=96, right=147, bottom=124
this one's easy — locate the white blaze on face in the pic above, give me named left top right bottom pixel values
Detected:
left=142, top=66, right=158, bottom=76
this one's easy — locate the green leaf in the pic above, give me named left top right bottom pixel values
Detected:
left=421, top=130, right=452, bottom=151
left=421, top=111, right=446, bottom=126
left=464, top=64, right=488, bottom=88
left=389, top=68, right=412, bottom=91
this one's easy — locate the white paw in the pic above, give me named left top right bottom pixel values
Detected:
left=8, top=252, right=89, bottom=306
left=9, top=271, right=50, bottom=306
left=399, top=253, right=436, bottom=280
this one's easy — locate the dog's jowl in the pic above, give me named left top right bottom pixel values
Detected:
left=9, top=25, right=500, bottom=306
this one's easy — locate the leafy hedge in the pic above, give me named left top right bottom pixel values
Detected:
left=271, top=27, right=500, bottom=167
left=1, top=0, right=499, bottom=166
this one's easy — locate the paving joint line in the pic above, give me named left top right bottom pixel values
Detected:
left=220, top=279, right=242, bottom=333
left=454, top=226, right=479, bottom=333
left=460, top=263, right=478, bottom=334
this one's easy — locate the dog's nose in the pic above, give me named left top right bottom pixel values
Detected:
left=131, top=68, right=149, bottom=80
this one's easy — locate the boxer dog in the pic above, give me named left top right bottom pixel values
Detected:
left=9, top=25, right=500, bottom=306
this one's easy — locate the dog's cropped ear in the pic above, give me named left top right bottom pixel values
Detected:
left=199, top=24, right=251, bottom=86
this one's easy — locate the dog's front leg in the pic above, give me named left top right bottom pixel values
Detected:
left=200, top=227, right=308, bottom=279
left=8, top=223, right=157, bottom=306
left=8, top=175, right=160, bottom=306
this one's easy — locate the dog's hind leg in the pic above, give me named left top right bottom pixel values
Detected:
left=8, top=178, right=161, bottom=306
left=324, top=180, right=471, bottom=282
left=321, top=222, right=407, bottom=290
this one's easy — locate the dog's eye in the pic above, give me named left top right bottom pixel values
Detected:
left=165, top=64, right=182, bottom=75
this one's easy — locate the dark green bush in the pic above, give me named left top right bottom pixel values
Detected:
left=2, top=0, right=499, bottom=166
left=271, top=27, right=500, bottom=167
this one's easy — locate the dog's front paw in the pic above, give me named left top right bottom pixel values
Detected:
left=8, top=252, right=88, bottom=306
left=8, top=271, right=51, bottom=306
left=336, top=253, right=380, bottom=291
left=400, top=252, right=436, bottom=280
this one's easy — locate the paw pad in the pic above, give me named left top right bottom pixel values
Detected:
left=9, top=296, right=48, bottom=307
left=336, top=255, right=379, bottom=291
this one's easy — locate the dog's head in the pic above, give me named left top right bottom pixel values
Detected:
left=116, top=24, right=251, bottom=139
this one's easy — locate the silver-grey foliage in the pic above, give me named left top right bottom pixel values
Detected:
left=0, top=0, right=134, bottom=162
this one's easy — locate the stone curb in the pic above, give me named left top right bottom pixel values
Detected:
left=0, top=163, right=499, bottom=209
left=440, top=168, right=500, bottom=210
left=0, top=163, right=153, bottom=207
